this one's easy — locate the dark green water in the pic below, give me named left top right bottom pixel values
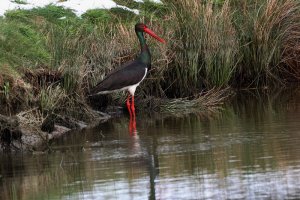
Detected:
left=1, top=89, right=300, bottom=199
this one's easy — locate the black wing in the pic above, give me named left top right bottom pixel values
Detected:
left=90, top=60, right=147, bottom=95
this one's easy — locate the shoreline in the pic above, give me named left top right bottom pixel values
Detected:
left=0, top=89, right=228, bottom=152
left=0, top=111, right=111, bottom=152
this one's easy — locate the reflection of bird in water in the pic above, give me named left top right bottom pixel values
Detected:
left=97, top=117, right=160, bottom=199
left=129, top=116, right=137, bottom=135
left=127, top=130, right=159, bottom=200
left=147, top=136, right=160, bottom=200
left=89, top=23, right=165, bottom=120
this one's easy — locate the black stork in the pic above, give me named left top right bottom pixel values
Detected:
left=89, top=23, right=165, bottom=117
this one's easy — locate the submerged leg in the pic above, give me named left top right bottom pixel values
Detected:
left=129, top=115, right=137, bottom=135
left=128, top=95, right=137, bottom=135
left=129, top=111, right=137, bottom=135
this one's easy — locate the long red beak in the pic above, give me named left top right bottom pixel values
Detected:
left=144, top=27, right=166, bottom=43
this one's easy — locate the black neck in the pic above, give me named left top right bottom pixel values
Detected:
left=136, top=31, right=151, bottom=67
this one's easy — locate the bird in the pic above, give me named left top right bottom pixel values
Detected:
left=89, top=23, right=165, bottom=117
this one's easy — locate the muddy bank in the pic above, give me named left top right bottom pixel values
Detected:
left=0, top=88, right=231, bottom=152
left=0, top=112, right=110, bottom=152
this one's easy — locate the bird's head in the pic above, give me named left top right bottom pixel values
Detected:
left=135, top=23, right=166, bottom=43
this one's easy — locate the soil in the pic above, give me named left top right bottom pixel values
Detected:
left=0, top=112, right=110, bottom=152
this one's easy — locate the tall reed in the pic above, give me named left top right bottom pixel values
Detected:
left=161, top=0, right=300, bottom=90
left=235, top=0, right=300, bottom=86
left=1, top=1, right=300, bottom=116
left=160, top=0, right=238, bottom=97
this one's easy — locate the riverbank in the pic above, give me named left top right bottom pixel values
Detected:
left=1, top=0, right=300, bottom=151
left=0, top=109, right=111, bottom=152
left=0, top=87, right=230, bottom=152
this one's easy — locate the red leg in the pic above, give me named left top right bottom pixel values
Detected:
left=131, top=95, right=136, bottom=117
left=132, top=96, right=136, bottom=134
left=129, top=95, right=137, bottom=135
left=126, top=95, right=132, bottom=117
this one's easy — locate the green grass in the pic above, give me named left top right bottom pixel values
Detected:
left=0, top=19, right=50, bottom=67
left=0, top=0, right=300, bottom=119
left=153, top=0, right=238, bottom=97
left=233, top=0, right=300, bottom=86
left=159, top=0, right=300, bottom=92
left=82, top=9, right=112, bottom=23
left=11, top=0, right=27, bottom=5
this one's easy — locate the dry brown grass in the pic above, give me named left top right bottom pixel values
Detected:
left=237, top=0, right=300, bottom=85
left=2, top=0, right=300, bottom=120
left=136, top=87, right=232, bottom=115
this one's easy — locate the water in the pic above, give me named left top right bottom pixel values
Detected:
left=1, top=89, right=300, bottom=200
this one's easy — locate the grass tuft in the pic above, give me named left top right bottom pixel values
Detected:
left=1, top=0, right=300, bottom=119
